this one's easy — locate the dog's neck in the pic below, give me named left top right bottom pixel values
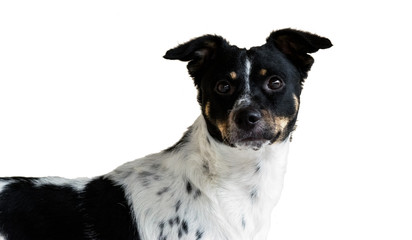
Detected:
left=110, top=115, right=290, bottom=239
left=186, top=115, right=289, bottom=182
left=180, top=116, right=290, bottom=238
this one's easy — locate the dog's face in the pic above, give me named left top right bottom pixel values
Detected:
left=165, top=29, right=332, bottom=149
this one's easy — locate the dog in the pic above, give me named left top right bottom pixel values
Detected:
left=0, top=28, right=331, bottom=240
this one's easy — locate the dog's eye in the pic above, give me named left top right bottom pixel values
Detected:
left=266, top=76, right=284, bottom=91
left=215, top=80, right=233, bottom=95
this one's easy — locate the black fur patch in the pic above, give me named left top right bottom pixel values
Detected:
left=0, top=177, right=140, bottom=240
left=0, top=177, right=85, bottom=240
left=82, top=177, right=140, bottom=240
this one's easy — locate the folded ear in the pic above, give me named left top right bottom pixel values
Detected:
left=164, top=35, right=229, bottom=85
left=267, top=28, right=332, bottom=79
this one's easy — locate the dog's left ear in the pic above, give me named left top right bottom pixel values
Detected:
left=164, top=35, right=229, bottom=85
left=267, top=28, right=332, bottom=79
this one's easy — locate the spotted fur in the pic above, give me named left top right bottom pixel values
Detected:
left=0, top=29, right=331, bottom=240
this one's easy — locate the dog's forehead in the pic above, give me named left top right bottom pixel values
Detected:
left=217, top=47, right=248, bottom=72
left=248, top=45, right=294, bottom=74
left=224, top=44, right=292, bottom=79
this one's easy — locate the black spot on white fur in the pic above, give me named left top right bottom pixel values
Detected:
left=186, top=181, right=193, bottom=194
left=196, top=229, right=204, bottom=240
left=250, top=188, right=258, bottom=201
left=157, top=186, right=170, bottom=196
left=138, top=171, right=154, bottom=187
left=194, top=189, right=202, bottom=199
left=181, top=220, right=189, bottom=234
left=158, top=221, right=166, bottom=240
left=255, top=165, right=261, bottom=173
left=174, top=216, right=181, bottom=225
left=178, top=220, right=189, bottom=238
left=202, top=160, right=211, bottom=176
left=185, top=181, right=202, bottom=200
left=241, top=215, right=246, bottom=230
left=168, top=218, right=175, bottom=227
left=175, top=200, right=182, bottom=212
left=151, top=163, right=161, bottom=171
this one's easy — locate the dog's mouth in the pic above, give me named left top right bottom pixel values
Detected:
left=228, top=128, right=280, bottom=150
left=235, top=137, right=270, bottom=150
left=240, top=137, right=267, bottom=142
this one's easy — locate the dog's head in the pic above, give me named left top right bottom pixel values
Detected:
left=165, top=29, right=332, bottom=149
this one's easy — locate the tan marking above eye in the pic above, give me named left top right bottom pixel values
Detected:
left=230, top=71, right=237, bottom=80
left=259, top=69, right=267, bottom=76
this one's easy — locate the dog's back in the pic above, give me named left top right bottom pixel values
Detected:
left=0, top=177, right=138, bottom=240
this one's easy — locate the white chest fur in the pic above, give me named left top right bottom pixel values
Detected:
left=108, top=116, right=290, bottom=240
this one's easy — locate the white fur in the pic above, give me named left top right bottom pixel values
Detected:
left=234, top=58, right=253, bottom=110
left=244, top=58, right=252, bottom=94
left=0, top=180, right=11, bottom=194
left=0, top=177, right=89, bottom=193
left=108, top=115, right=289, bottom=240
left=0, top=181, right=8, bottom=240
left=34, top=177, right=90, bottom=191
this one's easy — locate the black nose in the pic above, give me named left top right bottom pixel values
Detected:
left=234, top=107, right=262, bottom=130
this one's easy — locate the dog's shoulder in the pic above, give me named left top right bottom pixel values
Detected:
left=106, top=152, right=222, bottom=240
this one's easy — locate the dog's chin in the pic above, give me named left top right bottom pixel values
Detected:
left=233, top=138, right=271, bottom=150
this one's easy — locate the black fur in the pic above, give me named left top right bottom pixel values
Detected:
left=0, top=177, right=85, bottom=240
left=0, top=177, right=139, bottom=240
left=267, top=28, right=333, bottom=79
left=82, top=177, right=139, bottom=240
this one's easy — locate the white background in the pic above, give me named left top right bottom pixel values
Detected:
left=1, top=0, right=411, bottom=239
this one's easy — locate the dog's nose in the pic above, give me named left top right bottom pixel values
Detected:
left=234, top=107, right=262, bottom=130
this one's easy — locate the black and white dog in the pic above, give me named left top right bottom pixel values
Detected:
left=0, top=29, right=331, bottom=240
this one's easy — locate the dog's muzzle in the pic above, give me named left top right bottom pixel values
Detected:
left=228, top=106, right=276, bottom=149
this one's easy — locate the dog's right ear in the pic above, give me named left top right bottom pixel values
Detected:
left=267, top=29, right=332, bottom=79
left=164, top=35, right=229, bottom=85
